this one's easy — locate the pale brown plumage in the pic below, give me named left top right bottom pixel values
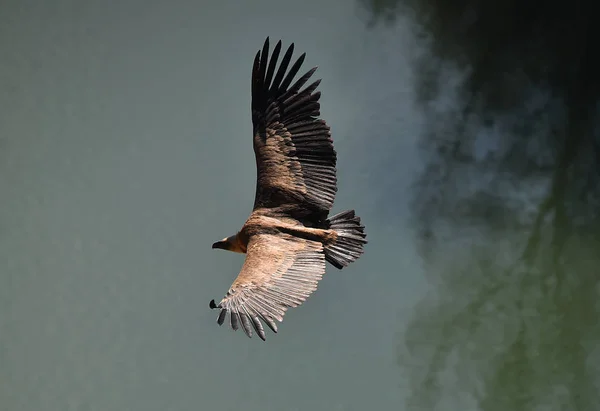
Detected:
left=210, top=37, right=367, bottom=341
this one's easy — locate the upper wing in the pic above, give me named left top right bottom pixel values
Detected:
left=211, top=233, right=326, bottom=340
left=251, top=38, right=338, bottom=221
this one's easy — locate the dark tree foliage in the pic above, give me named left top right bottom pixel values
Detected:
left=361, top=0, right=600, bottom=409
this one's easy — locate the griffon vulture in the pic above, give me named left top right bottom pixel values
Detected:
left=210, top=37, right=367, bottom=340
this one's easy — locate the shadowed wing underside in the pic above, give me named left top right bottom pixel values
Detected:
left=212, top=233, right=326, bottom=340
left=251, top=38, right=338, bottom=220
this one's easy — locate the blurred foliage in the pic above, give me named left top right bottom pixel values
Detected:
left=361, top=0, right=600, bottom=410
left=361, top=0, right=599, bottom=111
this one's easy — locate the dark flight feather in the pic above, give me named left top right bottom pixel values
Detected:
left=251, top=37, right=338, bottom=221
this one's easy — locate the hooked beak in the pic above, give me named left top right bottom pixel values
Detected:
left=212, top=234, right=241, bottom=252
left=212, top=240, right=227, bottom=250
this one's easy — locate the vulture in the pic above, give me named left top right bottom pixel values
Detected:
left=209, top=37, right=367, bottom=341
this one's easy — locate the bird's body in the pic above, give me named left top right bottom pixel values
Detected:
left=218, top=209, right=337, bottom=253
left=210, top=37, right=367, bottom=341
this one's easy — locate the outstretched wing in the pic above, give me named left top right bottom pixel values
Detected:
left=251, top=37, right=338, bottom=222
left=211, top=233, right=326, bottom=340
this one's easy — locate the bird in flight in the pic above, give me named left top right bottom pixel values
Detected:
left=210, top=37, right=367, bottom=341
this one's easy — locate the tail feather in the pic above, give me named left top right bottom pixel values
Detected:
left=324, top=210, right=367, bottom=269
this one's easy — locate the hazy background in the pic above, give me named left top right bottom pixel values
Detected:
left=1, top=1, right=598, bottom=410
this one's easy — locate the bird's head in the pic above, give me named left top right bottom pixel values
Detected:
left=212, top=233, right=246, bottom=253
